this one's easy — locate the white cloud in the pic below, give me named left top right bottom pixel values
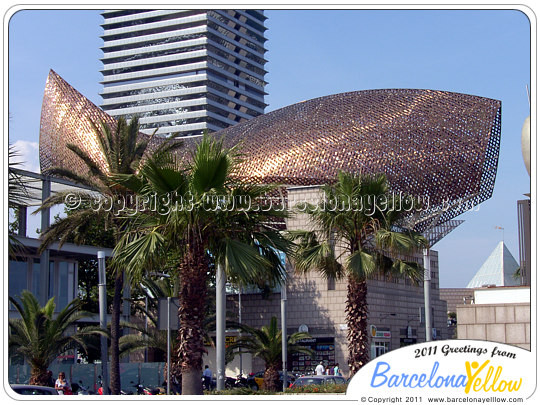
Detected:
left=10, top=140, right=40, bottom=173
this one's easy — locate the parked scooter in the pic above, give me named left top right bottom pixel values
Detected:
left=233, top=374, right=249, bottom=388
left=131, top=381, right=160, bottom=395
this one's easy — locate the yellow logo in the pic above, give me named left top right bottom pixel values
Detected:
left=464, top=360, right=522, bottom=394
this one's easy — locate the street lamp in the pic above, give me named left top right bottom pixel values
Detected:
left=97, top=251, right=109, bottom=395
left=238, top=286, right=243, bottom=376
left=281, top=277, right=288, bottom=391
left=423, top=248, right=432, bottom=342
left=216, top=263, right=226, bottom=391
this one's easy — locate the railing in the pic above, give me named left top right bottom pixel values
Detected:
left=8, top=362, right=167, bottom=394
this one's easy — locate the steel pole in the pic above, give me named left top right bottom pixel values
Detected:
left=145, top=294, right=148, bottom=363
left=423, top=248, right=432, bottom=342
left=167, top=296, right=171, bottom=395
left=216, top=264, right=226, bottom=391
left=97, top=251, right=109, bottom=395
left=281, top=281, right=288, bottom=391
left=238, top=287, right=242, bottom=376
left=39, top=176, right=51, bottom=306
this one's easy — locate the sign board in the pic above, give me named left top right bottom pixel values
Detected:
left=370, top=325, right=391, bottom=339
left=158, top=297, right=180, bottom=330
left=204, top=335, right=238, bottom=347
left=399, top=338, right=417, bottom=347
left=289, top=337, right=335, bottom=374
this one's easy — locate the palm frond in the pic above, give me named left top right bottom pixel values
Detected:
left=43, top=166, right=101, bottom=190
left=112, top=230, right=166, bottom=282
left=8, top=145, right=30, bottom=206
left=190, top=134, right=236, bottom=194
left=8, top=291, right=103, bottom=376
left=223, top=238, right=274, bottom=286
left=345, top=249, right=376, bottom=280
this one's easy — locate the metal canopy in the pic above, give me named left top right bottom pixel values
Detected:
left=9, top=168, right=96, bottom=207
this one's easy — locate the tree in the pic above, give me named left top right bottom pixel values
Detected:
left=119, top=277, right=239, bottom=365
left=8, top=290, right=105, bottom=386
left=289, top=172, right=427, bottom=376
left=112, top=134, right=293, bottom=394
left=36, top=116, right=182, bottom=394
left=8, top=144, right=30, bottom=257
left=226, top=316, right=313, bottom=392
left=118, top=277, right=174, bottom=362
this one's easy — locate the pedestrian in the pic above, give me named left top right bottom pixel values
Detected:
left=203, top=365, right=212, bottom=390
left=46, top=370, right=55, bottom=388
left=333, top=363, right=341, bottom=376
left=55, top=372, right=70, bottom=394
left=315, top=361, right=325, bottom=376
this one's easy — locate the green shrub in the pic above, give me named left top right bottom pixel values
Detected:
left=206, top=387, right=277, bottom=395
left=285, top=383, right=348, bottom=394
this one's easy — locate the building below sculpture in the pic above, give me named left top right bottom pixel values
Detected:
left=204, top=185, right=449, bottom=377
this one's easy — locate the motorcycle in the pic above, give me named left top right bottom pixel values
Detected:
left=233, top=374, right=249, bottom=388
left=96, top=376, right=132, bottom=395
left=221, top=374, right=249, bottom=389
left=132, top=381, right=160, bottom=395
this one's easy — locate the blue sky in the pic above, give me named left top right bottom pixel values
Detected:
left=7, top=8, right=532, bottom=288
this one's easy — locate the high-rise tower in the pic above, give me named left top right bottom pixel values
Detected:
left=100, top=10, right=267, bottom=137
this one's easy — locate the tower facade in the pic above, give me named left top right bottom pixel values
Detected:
left=100, top=10, right=267, bottom=137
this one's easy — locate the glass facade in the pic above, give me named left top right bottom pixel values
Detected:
left=8, top=258, right=77, bottom=310
left=8, top=260, right=28, bottom=304
left=58, top=261, right=69, bottom=309
left=31, top=258, right=40, bottom=300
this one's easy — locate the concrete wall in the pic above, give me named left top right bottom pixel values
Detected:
left=440, top=288, right=474, bottom=313
left=456, top=303, right=530, bottom=350
left=474, top=286, right=530, bottom=304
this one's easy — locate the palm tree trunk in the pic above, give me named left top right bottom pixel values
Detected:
left=346, top=275, right=370, bottom=376
left=177, top=240, right=208, bottom=395
left=263, top=363, right=280, bottom=392
left=29, top=364, right=49, bottom=386
left=169, top=343, right=183, bottom=389
left=109, top=271, right=123, bottom=394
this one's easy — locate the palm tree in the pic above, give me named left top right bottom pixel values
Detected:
left=8, top=144, right=30, bottom=257
left=119, top=277, right=240, bottom=364
left=36, top=116, right=182, bottom=394
left=119, top=278, right=174, bottom=361
left=226, top=316, right=313, bottom=392
left=289, top=171, right=427, bottom=376
left=8, top=290, right=106, bottom=386
left=112, top=134, right=293, bottom=395
left=8, top=145, right=29, bottom=207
